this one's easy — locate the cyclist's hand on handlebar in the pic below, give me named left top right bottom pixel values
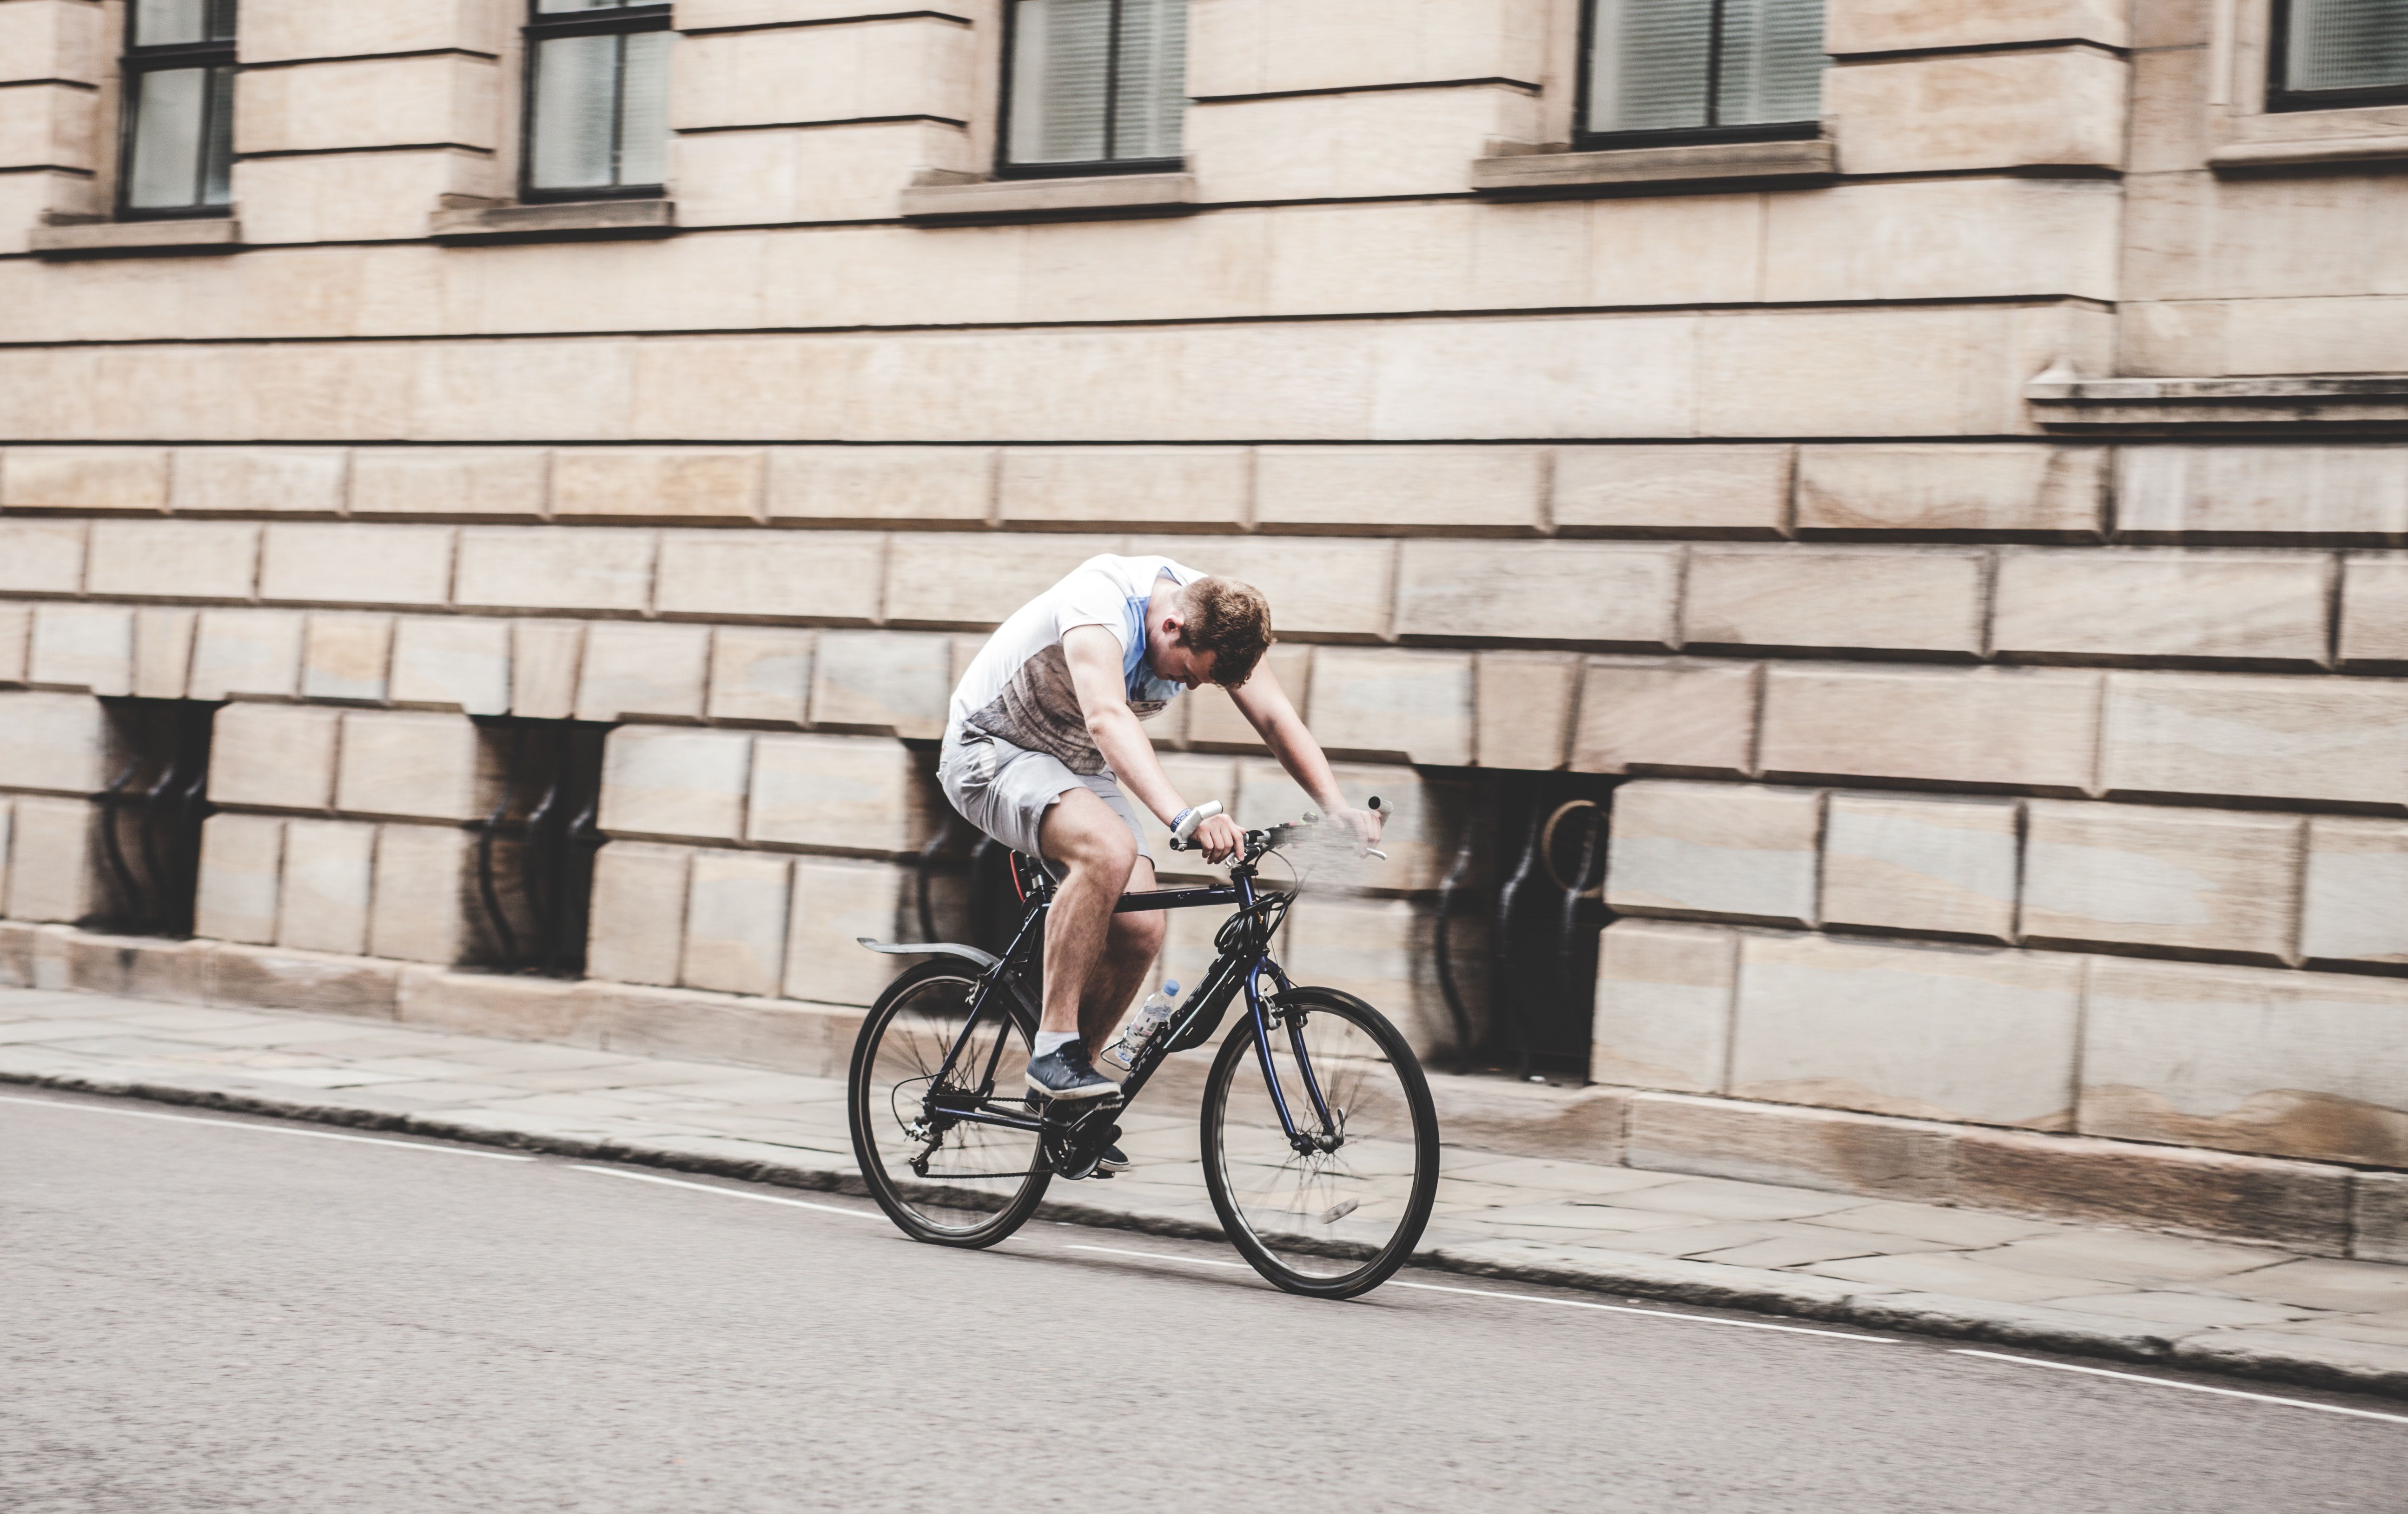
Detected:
left=1192, top=813, right=1245, bottom=864
left=1330, top=804, right=1384, bottom=857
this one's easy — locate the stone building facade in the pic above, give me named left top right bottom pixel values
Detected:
left=2, top=0, right=2405, bottom=1247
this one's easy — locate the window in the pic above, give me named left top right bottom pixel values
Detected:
left=2271, top=0, right=2408, bottom=110
left=1000, top=0, right=1187, bottom=177
left=1580, top=0, right=1827, bottom=147
left=523, top=0, right=672, bottom=201
left=119, top=0, right=237, bottom=219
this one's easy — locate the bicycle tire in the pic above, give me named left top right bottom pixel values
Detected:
left=847, top=958, right=1052, bottom=1248
left=1199, top=986, right=1440, bottom=1299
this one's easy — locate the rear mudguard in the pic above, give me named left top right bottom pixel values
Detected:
left=855, top=937, right=1002, bottom=972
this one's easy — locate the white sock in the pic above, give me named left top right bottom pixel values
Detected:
left=1034, top=1030, right=1080, bottom=1058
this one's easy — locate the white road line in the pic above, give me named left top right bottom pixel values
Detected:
left=1390, top=1280, right=1898, bottom=1342
left=1068, top=1243, right=1251, bottom=1269
left=570, top=1164, right=885, bottom=1218
left=1065, top=1243, right=1899, bottom=1342
left=1950, top=1350, right=2408, bottom=1426
left=0, top=1091, right=536, bottom=1160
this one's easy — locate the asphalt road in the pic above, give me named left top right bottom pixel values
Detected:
left=4, top=1088, right=2402, bottom=1513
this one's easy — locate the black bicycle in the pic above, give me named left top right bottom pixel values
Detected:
left=845, top=801, right=1441, bottom=1299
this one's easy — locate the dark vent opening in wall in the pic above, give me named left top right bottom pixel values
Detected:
left=92, top=698, right=222, bottom=939
left=1437, top=769, right=1619, bottom=1084
left=470, top=717, right=608, bottom=977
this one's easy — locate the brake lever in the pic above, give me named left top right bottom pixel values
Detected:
left=1356, top=795, right=1390, bottom=862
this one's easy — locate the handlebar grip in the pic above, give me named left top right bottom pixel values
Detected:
left=1171, top=800, right=1222, bottom=845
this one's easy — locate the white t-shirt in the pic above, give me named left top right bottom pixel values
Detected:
left=948, top=554, right=1204, bottom=774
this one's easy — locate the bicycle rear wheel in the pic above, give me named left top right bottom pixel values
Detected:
left=1199, top=987, right=1439, bottom=1299
left=848, top=959, right=1051, bottom=1247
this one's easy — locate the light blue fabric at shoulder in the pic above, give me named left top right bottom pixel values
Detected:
left=1121, top=561, right=1199, bottom=703
left=1120, top=595, right=1147, bottom=687
left=1121, top=595, right=1184, bottom=701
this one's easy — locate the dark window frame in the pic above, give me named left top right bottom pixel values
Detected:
left=2268, top=0, right=2408, bottom=112
left=519, top=0, right=674, bottom=205
left=1573, top=0, right=1827, bottom=152
left=995, top=0, right=1187, bottom=180
left=116, top=0, right=238, bottom=221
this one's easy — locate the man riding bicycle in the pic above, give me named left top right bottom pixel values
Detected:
left=938, top=554, right=1383, bottom=1123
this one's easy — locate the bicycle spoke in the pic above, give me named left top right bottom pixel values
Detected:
left=853, top=969, right=1045, bottom=1241
left=1204, top=995, right=1436, bottom=1291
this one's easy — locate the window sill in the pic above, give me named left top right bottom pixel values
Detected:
left=899, top=171, right=1196, bottom=225
left=1471, top=136, right=1836, bottom=196
left=2209, top=103, right=2408, bottom=173
left=2028, top=371, right=2408, bottom=430
left=29, top=218, right=243, bottom=258
left=429, top=198, right=677, bottom=244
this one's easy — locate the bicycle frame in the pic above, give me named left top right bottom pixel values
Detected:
left=914, top=862, right=1340, bottom=1152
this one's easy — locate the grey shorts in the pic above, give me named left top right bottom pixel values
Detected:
left=938, top=728, right=1146, bottom=873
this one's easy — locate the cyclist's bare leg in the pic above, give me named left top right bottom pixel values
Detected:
left=1078, top=856, right=1164, bottom=1055
left=1036, top=787, right=1152, bottom=1049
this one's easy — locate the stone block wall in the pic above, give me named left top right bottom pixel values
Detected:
left=13, top=694, right=510, bottom=964
left=7, top=438, right=2404, bottom=1071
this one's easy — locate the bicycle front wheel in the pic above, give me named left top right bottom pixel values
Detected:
left=848, top=959, right=1051, bottom=1248
left=1200, top=987, right=1439, bottom=1299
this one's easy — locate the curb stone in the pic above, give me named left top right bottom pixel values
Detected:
left=2169, top=1330, right=2408, bottom=1401
left=9, top=1064, right=2406, bottom=1405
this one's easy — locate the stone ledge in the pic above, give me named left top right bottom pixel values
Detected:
left=1623, top=1091, right=2364, bottom=1254
left=2029, top=372, right=2408, bottom=430
left=2358, top=1171, right=2408, bottom=1265
left=899, top=171, right=1196, bottom=224
left=1471, top=137, right=1837, bottom=195
left=2211, top=133, right=2408, bottom=172
left=2210, top=104, right=2408, bottom=175
left=29, top=218, right=244, bottom=258
left=429, top=199, right=678, bottom=244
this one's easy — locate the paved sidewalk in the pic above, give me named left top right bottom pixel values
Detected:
left=5, top=982, right=2407, bottom=1400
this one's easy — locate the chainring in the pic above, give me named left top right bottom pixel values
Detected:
left=1038, top=1100, right=1122, bottom=1180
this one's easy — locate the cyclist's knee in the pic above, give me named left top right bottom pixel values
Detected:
left=1041, top=791, right=1138, bottom=877
left=1072, top=825, right=1140, bottom=882
left=1113, top=908, right=1166, bottom=959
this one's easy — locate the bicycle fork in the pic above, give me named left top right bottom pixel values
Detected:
left=1243, top=959, right=1344, bottom=1157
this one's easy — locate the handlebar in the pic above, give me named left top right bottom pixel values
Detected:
left=1168, top=796, right=1389, bottom=863
left=1171, top=800, right=1221, bottom=844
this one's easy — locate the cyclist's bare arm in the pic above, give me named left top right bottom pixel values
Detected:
left=1228, top=663, right=1385, bottom=853
left=1062, top=626, right=1244, bottom=861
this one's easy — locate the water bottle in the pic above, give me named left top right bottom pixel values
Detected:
left=1107, top=981, right=1181, bottom=1070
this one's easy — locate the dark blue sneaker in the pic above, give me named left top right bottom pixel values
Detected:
left=1026, top=1044, right=1120, bottom=1103
left=1098, top=1144, right=1130, bottom=1175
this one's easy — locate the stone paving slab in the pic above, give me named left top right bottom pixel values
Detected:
left=5, top=983, right=2408, bottom=1401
